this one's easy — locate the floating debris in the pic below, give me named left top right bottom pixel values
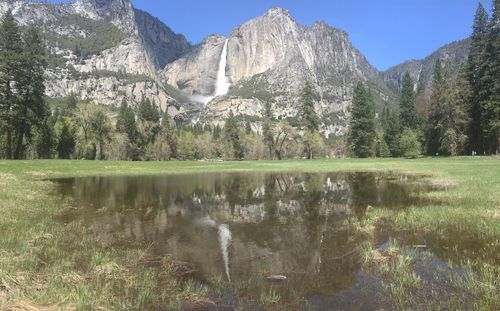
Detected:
left=267, top=275, right=287, bottom=281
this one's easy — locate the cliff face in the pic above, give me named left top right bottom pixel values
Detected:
left=0, top=0, right=191, bottom=117
left=161, top=35, right=227, bottom=98
left=162, top=8, right=395, bottom=135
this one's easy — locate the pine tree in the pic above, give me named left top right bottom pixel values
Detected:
left=56, top=118, right=75, bottom=159
left=137, top=97, right=160, bottom=147
left=0, top=10, right=23, bottom=159
left=443, top=65, right=470, bottom=155
left=262, top=101, right=274, bottom=158
left=466, top=4, right=490, bottom=154
left=383, top=110, right=401, bottom=157
left=480, top=0, right=500, bottom=154
left=116, top=98, right=128, bottom=132
left=224, top=110, right=244, bottom=159
left=426, top=60, right=446, bottom=155
left=138, top=97, right=160, bottom=122
left=348, top=82, right=376, bottom=158
left=35, top=117, right=55, bottom=159
left=399, top=72, right=418, bottom=129
left=300, top=82, right=319, bottom=132
left=14, top=25, right=47, bottom=159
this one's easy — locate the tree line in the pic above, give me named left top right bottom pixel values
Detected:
left=348, top=2, right=499, bottom=157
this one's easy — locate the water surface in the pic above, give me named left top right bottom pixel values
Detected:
left=53, top=172, right=435, bottom=308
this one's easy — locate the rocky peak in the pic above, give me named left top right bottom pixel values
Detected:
left=133, top=9, right=191, bottom=69
left=73, top=0, right=132, bottom=12
left=72, top=0, right=136, bottom=32
left=264, top=7, right=293, bottom=19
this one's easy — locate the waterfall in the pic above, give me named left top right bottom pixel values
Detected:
left=215, top=39, right=230, bottom=96
left=218, top=224, right=232, bottom=282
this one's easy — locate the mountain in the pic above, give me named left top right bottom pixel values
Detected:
left=384, top=39, right=470, bottom=90
left=0, top=0, right=192, bottom=117
left=162, top=8, right=396, bottom=135
left=0, top=1, right=470, bottom=137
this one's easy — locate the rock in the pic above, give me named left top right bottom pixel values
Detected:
left=160, top=7, right=396, bottom=135
left=161, top=35, right=227, bottom=96
left=266, top=275, right=287, bottom=281
left=201, top=96, right=263, bottom=127
left=1, top=0, right=191, bottom=113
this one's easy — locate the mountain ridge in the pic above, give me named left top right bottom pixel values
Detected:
left=0, top=0, right=470, bottom=135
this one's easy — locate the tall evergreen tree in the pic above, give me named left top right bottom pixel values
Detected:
left=138, top=97, right=160, bottom=123
left=56, top=118, right=75, bottom=159
left=426, top=59, right=447, bottom=155
left=383, top=110, right=401, bottom=157
left=137, top=97, right=160, bottom=147
left=0, top=10, right=23, bottom=159
left=224, top=110, right=244, bottom=159
left=300, top=81, right=319, bottom=132
left=35, top=116, right=55, bottom=159
left=443, top=64, right=471, bottom=155
left=262, top=101, right=274, bottom=158
left=116, top=98, right=138, bottom=143
left=466, top=4, right=490, bottom=154
left=14, top=25, right=47, bottom=159
left=399, top=72, right=418, bottom=129
left=116, top=98, right=128, bottom=132
left=348, top=82, right=376, bottom=158
left=480, top=0, right=500, bottom=154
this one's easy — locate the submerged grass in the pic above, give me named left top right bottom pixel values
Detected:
left=0, top=157, right=499, bottom=309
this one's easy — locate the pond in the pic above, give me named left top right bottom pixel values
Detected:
left=53, top=172, right=437, bottom=309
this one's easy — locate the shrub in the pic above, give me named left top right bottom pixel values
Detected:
left=399, top=128, right=421, bottom=158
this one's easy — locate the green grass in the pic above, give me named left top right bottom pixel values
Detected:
left=0, top=157, right=499, bottom=309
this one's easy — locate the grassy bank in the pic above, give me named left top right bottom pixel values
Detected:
left=0, top=157, right=499, bottom=310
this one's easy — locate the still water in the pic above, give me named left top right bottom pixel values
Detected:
left=53, top=172, right=434, bottom=308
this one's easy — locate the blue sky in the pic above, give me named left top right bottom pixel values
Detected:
left=52, top=0, right=493, bottom=70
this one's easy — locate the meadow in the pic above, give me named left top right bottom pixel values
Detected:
left=0, top=157, right=498, bottom=310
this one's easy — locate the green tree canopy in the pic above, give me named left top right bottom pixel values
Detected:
left=348, top=82, right=376, bottom=158
left=400, top=72, right=418, bottom=129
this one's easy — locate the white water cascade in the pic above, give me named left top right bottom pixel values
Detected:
left=218, top=224, right=232, bottom=282
left=214, top=39, right=230, bottom=96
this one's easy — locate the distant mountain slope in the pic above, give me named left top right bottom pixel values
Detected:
left=384, top=39, right=470, bottom=90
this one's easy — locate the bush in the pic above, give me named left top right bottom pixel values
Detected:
left=399, top=128, right=421, bottom=158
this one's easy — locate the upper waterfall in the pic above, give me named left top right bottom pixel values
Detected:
left=215, top=39, right=230, bottom=96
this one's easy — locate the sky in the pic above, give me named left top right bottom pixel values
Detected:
left=52, top=0, right=493, bottom=71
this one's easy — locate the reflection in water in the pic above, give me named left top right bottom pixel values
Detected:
left=54, top=172, right=433, bottom=306
left=218, top=224, right=232, bottom=282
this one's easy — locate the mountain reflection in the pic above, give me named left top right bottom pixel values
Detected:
left=54, top=172, right=431, bottom=302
